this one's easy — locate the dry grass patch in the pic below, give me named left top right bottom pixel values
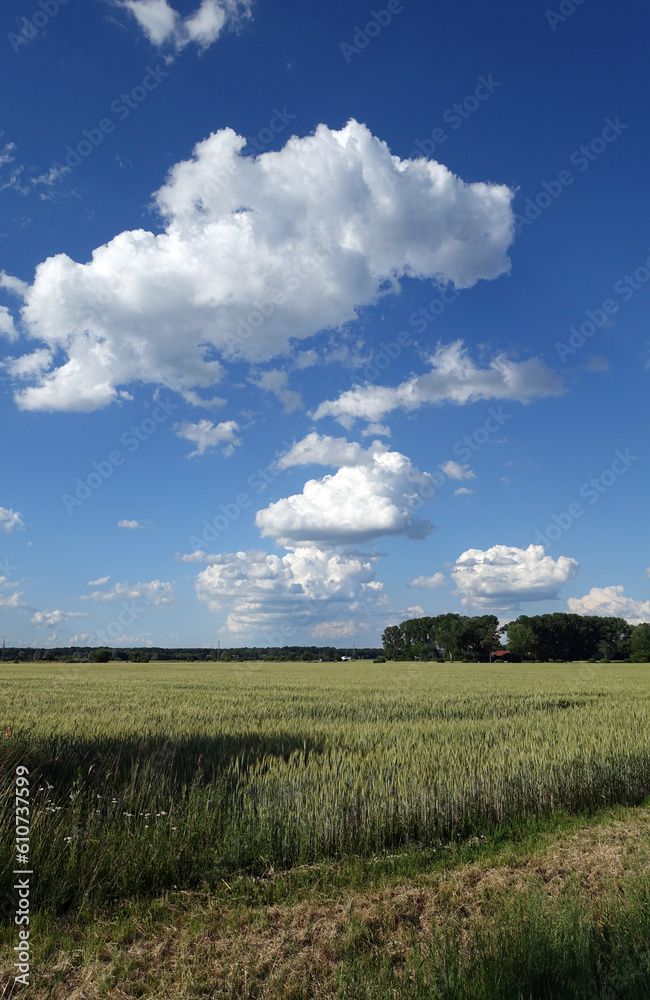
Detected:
left=3, top=805, right=649, bottom=999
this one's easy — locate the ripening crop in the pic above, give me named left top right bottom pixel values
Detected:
left=1, top=659, right=649, bottom=911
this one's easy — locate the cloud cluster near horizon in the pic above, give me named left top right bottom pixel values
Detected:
left=452, top=544, right=579, bottom=611
left=183, top=435, right=434, bottom=634
left=567, top=585, right=650, bottom=625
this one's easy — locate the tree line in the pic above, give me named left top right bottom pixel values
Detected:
left=382, top=613, right=650, bottom=662
left=0, top=645, right=383, bottom=663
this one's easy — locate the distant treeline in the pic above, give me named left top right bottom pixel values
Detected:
left=383, top=612, right=650, bottom=662
left=0, top=645, right=383, bottom=663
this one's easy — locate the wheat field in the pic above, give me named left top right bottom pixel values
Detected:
left=1, top=659, right=649, bottom=913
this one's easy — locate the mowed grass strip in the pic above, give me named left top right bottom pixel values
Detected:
left=2, top=803, right=650, bottom=999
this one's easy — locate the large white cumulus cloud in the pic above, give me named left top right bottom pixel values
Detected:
left=452, top=544, right=579, bottom=610
left=189, top=435, right=433, bottom=635
left=7, top=120, right=514, bottom=412
left=195, top=547, right=383, bottom=636
left=255, top=446, right=435, bottom=546
left=567, top=586, right=650, bottom=625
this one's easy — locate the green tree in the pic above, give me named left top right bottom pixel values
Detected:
left=505, top=618, right=538, bottom=658
left=630, top=623, right=650, bottom=662
left=381, top=625, right=405, bottom=659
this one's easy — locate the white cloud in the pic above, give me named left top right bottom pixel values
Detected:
left=251, top=369, right=302, bottom=413
left=0, top=271, right=30, bottom=298
left=0, top=592, right=27, bottom=609
left=31, top=610, right=89, bottom=627
left=80, top=580, right=176, bottom=605
left=587, top=354, right=609, bottom=372
left=452, top=544, right=579, bottom=610
left=0, top=306, right=18, bottom=341
left=88, top=575, right=110, bottom=586
left=190, top=437, right=438, bottom=636
left=312, top=341, right=564, bottom=427
left=121, top=0, right=179, bottom=44
left=276, top=431, right=382, bottom=470
left=403, top=605, right=426, bottom=618
left=256, top=448, right=435, bottom=547
left=3, top=348, right=54, bottom=379
left=174, top=418, right=242, bottom=457
left=120, top=0, right=250, bottom=52
left=176, top=550, right=214, bottom=563
left=181, top=389, right=226, bottom=408
left=7, top=121, right=514, bottom=412
left=567, top=586, right=650, bottom=625
left=440, top=460, right=475, bottom=481
left=117, top=519, right=142, bottom=529
left=361, top=422, right=391, bottom=438
left=409, top=572, right=446, bottom=590
left=311, top=619, right=370, bottom=639
left=454, top=487, right=473, bottom=496
left=196, top=547, right=384, bottom=636
left=0, top=142, right=17, bottom=169
left=0, top=507, right=24, bottom=533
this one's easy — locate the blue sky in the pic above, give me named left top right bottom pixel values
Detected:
left=1, top=0, right=648, bottom=649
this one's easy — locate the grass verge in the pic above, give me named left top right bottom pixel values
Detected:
left=2, top=801, right=649, bottom=999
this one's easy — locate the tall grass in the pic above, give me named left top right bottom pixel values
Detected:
left=1, top=660, right=650, bottom=912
